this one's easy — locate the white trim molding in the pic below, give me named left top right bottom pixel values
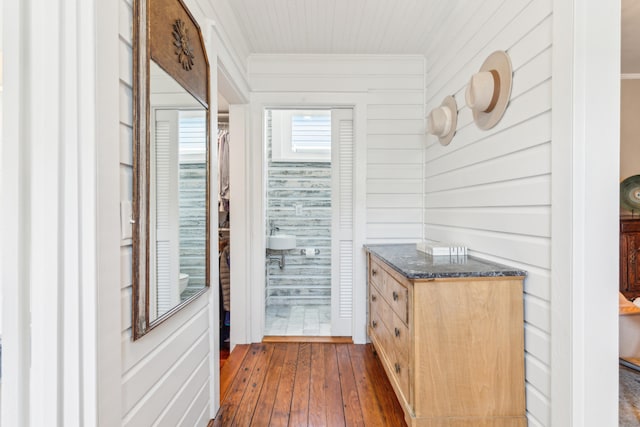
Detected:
left=95, top=0, right=123, bottom=424
left=552, top=0, right=620, bottom=426
left=2, top=0, right=122, bottom=425
left=2, top=0, right=31, bottom=425
left=204, top=18, right=250, bottom=414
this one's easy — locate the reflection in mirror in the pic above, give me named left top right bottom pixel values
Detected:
left=149, top=61, right=207, bottom=321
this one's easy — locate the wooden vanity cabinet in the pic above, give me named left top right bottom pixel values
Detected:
left=621, top=218, right=640, bottom=300
left=367, top=252, right=527, bottom=427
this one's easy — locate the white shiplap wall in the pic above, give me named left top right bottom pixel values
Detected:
left=366, top=89, right=425, bottom=242
left=249, top=54, right=425, bottom=243
left=422, top=1, right=552, bottom=426
left=119, top=0, right=211, bottom=425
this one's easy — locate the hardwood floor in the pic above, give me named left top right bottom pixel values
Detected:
left=212, top=342, right=407, bottom=426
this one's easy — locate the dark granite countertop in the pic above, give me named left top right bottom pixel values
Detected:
left=364, top=244, right=527, bottom=280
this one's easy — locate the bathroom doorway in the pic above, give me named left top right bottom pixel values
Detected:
left=263, top=108, right=354, bottom=337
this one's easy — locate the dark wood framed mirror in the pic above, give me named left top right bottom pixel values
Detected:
left=133, top=0, right=210, bottom=339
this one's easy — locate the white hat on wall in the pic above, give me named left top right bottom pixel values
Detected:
left=465, top=50, right=513, bottom=130
left=427, top=95, right=458, bottom=146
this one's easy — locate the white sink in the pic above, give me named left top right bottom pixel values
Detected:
left=267, top=234, right=296, bottom=250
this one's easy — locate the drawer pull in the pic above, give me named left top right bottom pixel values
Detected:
left=372, top=320, right=378, bottom=328
left=372, top=269, right=378, bottom=276
left=394, top=363, right=401, bottom=374
left=393, top=291, right=399, bottom=301
left=394, top=327, right=401, bottom=338
left=371, top=294, right=377, bottom=302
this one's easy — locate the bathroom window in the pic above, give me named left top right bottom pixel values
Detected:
left=271, top=109, right=331, bottom=162
left=178, top=110, right=207, bottom=163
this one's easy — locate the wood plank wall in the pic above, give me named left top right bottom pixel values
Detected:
left=265, top=110, right=332, bottom=305
left=179, top=163, right=207, bottom=290
left=119, top=0, right=211, bottom=424
left=421, top=1, right=552, bottom=425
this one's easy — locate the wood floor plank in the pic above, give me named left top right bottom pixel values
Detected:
left=335, top=344, right=365, bottom=427
left=324, top=344, right=347, bottom=427
left=213, top=342, right=404, bottom=427
left=349, top=344, right=388, bottom=427
left=251, top=343, right=288, bottom=427
left=308, top=343, right=328, bottom=426
left=269, top=343, right=299, bottom=427
left=220, top=344, right=251, bottom=400
left=362, top=344, right=407, bottom=426
left=262, top=335, right=353, bottom=344
left=289, top=342, right=312, bottom=426
left=213, top=344, right=265, bottom=426
left=233, top=344, right=275, bottom=426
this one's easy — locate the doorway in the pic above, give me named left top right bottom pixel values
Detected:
left=263, top=108, right=354, bottom=337
left=217, top=98, right=231, bottom=365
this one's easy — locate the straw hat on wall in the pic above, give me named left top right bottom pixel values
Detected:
left=465, top=50, right=513, bottom=130
left=426, top=95, right=458, bottom=146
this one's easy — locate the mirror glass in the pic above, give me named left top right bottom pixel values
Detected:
left=148, top=61, right=208, bottom=322
left=132, top=0, right=210, bottom=339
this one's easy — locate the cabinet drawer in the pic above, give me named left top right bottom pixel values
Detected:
left=384, top=274, right=408, bottom=324
left=622, top=219, right=640, bottom=233
left=369, top=302, right=386, bottom=345
left=370, top=287, right=391, bottom=341
left=371, top=287, right=393, bottom=333
left=389, top=345, right=410, bottom=401
left=390, top=311, right=410, bottom=360
left=369, top=286, right=384, bottom=331
left=369, top=258, right=385, bottom=292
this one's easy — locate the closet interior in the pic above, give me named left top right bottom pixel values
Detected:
left=218, top=105, right=231, bottom=365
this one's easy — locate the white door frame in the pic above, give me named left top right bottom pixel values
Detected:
left=2, top=0, right=122, bottom=425
left=203, top=16, right=251, bottom=414
left=246, top=92, right=368, bottom=344
left=551, top=0, right=620, bottom=425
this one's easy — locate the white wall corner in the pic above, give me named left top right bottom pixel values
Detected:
left=200, top=0, right=252, bottom=100
left=551, top=0, right=621, bottom=426
left=94, top=0, right=125, bottom=420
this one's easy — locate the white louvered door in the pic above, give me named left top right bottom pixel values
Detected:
left=331, top=109, right=354, bottom=336
left=151, top=109, right=181, bottom=319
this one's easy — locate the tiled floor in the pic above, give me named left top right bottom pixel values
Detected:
left=620, top=362, right=640, bottom=426
left=264, top=303, right=331, bottom=336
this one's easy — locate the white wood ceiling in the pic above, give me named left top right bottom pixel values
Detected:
left=225, top=0, right=438, bottom=54
left=222, top=0, right=639, bottom=72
